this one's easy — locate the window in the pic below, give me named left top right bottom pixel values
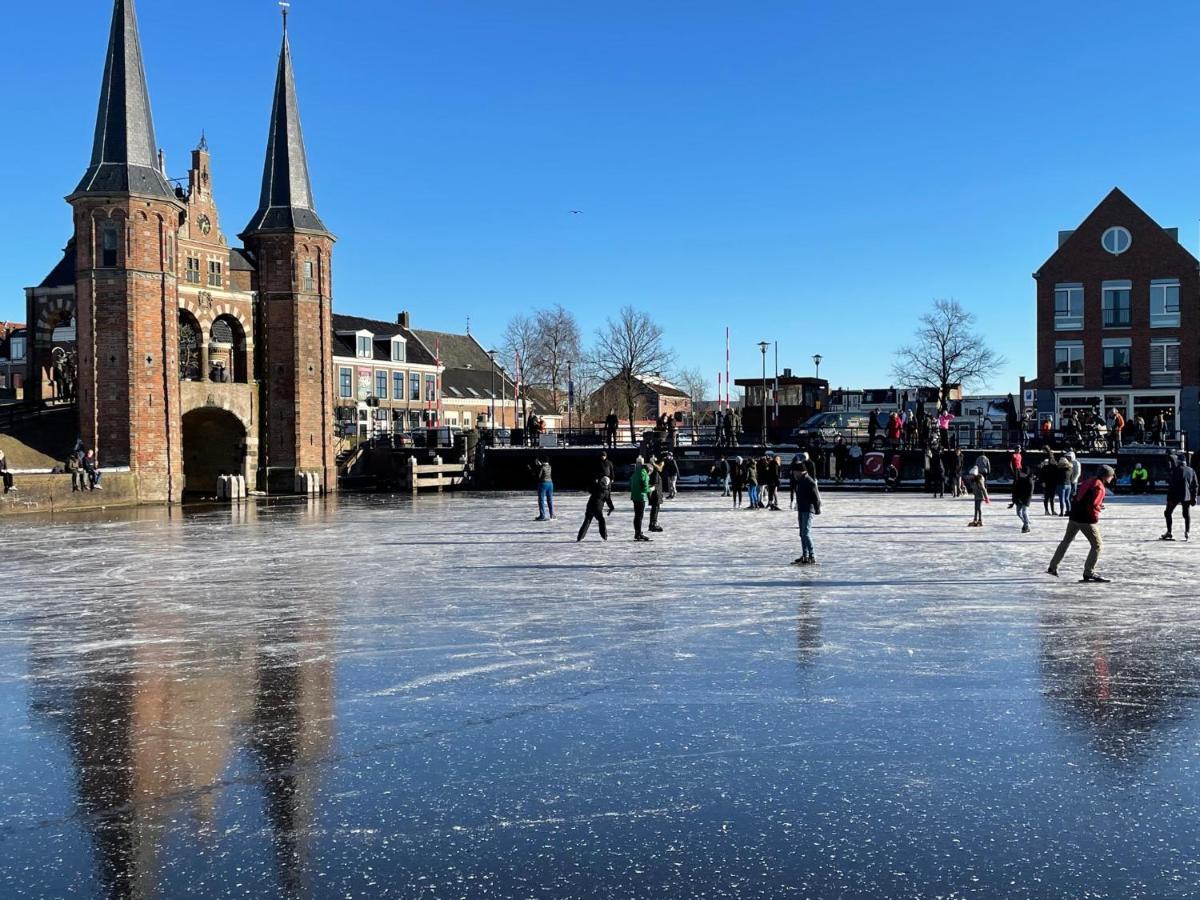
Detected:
left=1102, top=339, right=1132, bottom=386
left=410, top=372, right=421, bottom=401
left=101, top=227, right=119, bottom=268
left=1054, top=341, right=1084, bottom=387
left=186, top=256, right=201, bottom=284
left=391, top=339, right=405, bottom=362
left=210, top=319, right=234, bottom=344
left=1101, top=226, right=1132, bottom=255
left=393, top=371, right=404, bottom=400
left=1150, top=279, right=1181, bottom=328
left=356, top=335, right=373, bottom=359
left=376, top=370, right=388, bottom=399
left=1054, top=283, right=1084, bottom=330
left=425, top=374, right=437, bottom=402
left=339, top=367, right=352, bottom=398
left=207, top=259, right=223, bottom=287
left=1102, top=280, right=1131, bottom=328
left=303, top=261, right=314, bottom=292
left=1149, top=339, right=1181, bottom=386
left=9, top=336, right=26, bottom=361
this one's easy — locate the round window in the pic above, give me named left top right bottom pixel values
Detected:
left=1101, top=226, right=1132, bottom=255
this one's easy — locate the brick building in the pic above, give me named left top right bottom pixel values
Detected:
left=590, top=373, right=692, bottom=431
left=410, top=324, right=559, bottom=432
left=0, top=323, right=27, bottom=396
left=331, top=312, right=441, bottom=438
left=1034, top=188, right=1198, bottom=447
left=22, top=0, right=336, bottom=498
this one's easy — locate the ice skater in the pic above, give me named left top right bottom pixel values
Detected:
left=730, top=456, right=745, bottom=508
left=713, top=455, right=731, bottom=497
left=1161, top=452, right=1197, bottom=542
left=1047, top=465, right=1115, bottom=583
left=967, top=466, right=988, bottom=527
left=533, top=456, right=555, bottom=520
left=630, top=456, right=651, bottom=541
left=598, top=451, right=616, bottom=514
left=662, top=452, right=679, bottom=500
left=648, top=456, right=665, bottom=533
left=1038, top=454, right=1060, bottom=516
left=1012, top=465, right=1033, bottom=533
left=577, top=476, right=611, bottom=542
left=745, top=456, right=760, bottom=509
left=791, top=453, right=822, bottom=565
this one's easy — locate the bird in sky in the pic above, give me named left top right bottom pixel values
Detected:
left=568, top=209, right=583, bottom=215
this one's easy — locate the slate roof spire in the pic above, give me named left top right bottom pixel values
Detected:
left=242, top=11, right=329, bottom=236
left=74, top=0, right=174, bottom=199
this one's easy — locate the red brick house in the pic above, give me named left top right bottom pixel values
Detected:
left=1034, top=188, right=1198, bottom=447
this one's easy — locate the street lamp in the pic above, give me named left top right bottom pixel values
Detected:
left=488, top=349, right=497, bottom=433
left=758, top=340, right=769, bottom=446
left=813, top=353, right=823, bottom=380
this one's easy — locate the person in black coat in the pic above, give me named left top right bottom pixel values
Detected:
left=647, top=458, right=665, bottom=531
left=791, top=453, right=822, bottom=564
left=663, top=452, right=680, bottom=499
left=1162, top=453, right=1199, bottom=541
left=577, top=476, right=611, bottom=542
left=930, top=446, right=945, bottom=498
left=604, top=410, right=619, bottom=448
left=1012, top=466, right=1034, bottom=533
left=598, top=451, right=616, bottom=513
left=1038, top=455, right=1061, bottom=516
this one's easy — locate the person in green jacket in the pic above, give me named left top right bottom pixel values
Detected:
left=1130, top=461, right=1150, bottom=494
left=630, top=456, right=652, bottom=541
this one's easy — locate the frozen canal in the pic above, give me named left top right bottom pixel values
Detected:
left=1, top=489, right=1199, bottom=898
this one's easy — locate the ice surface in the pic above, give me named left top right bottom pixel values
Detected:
left=1, top=489, right=1199, bottom=898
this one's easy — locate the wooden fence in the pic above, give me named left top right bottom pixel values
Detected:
left=405, top=455, right=467, bottom=493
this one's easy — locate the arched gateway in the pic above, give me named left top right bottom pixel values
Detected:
left=181, top=408, right=248, bottom=497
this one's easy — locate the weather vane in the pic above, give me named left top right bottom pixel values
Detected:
left=279, top=0, right=290, bottom=30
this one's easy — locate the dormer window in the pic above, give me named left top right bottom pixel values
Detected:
left=391, top=338, right=406, bottom=362
left=356, top=334, right=373, bottom=358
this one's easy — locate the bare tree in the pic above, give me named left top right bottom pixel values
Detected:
left=532, top=304, right=581, bottom=414
left=178, top=320, right=201, bottom=381
left=675, top=367, right=709, bottom=407
left=500, top=312, right=539, bottom=421
left=674, top=366, right=709, bottom=439
left=892, top=299, right=1004, bottom=410
left=500, top=313, right=538, bottom=381
left=590, top=306, right=676, bottom=440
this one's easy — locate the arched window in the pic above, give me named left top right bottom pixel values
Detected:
left=178, top=310, right=202, bottom=381
left=208, top=314, right=248, bottom=383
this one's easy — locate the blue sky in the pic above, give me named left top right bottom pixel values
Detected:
left=4, top=1, right=1200, bottom=396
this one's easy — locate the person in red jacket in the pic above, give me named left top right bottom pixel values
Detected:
left=1047, top=465, right=1115, bottom=582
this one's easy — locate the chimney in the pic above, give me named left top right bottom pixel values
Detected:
left=397, top=311, right=411, bottom=329
left=783, top=368, right=792, bottom=378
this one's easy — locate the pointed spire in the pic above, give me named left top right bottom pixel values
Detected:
left=74, top=0, right=174, bottom=199
left=242, top=15, right=328, bottom=236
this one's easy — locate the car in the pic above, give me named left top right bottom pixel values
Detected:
left=790, top=411, right=887, bottom=448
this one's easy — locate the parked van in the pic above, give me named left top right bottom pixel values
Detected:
left=791, top=411, right=887, bottom=447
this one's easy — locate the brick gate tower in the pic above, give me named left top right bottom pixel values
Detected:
left=241, top=13, right=337, bottom=494
left=68, top=0, right=185, bottom=503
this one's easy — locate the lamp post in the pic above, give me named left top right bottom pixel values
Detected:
left=813, top=353, right=823, bottom=380
left=488, top=350, right=497, bottom=433
left=758, top=340, right=769, bottom=446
